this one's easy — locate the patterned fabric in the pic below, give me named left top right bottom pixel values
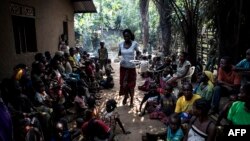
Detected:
left=68, top=56, right=77, bottom=69
left=195, top=81, right=214, bottom=101
left=138, top=77, right=153, bottom=92
left=74, top=95, right=87, bottom=109
left=161, top=95, right=176, bottom=116
left=119, top=67, right=136, bottom=95
left=102, top=110, right=119, bottom=131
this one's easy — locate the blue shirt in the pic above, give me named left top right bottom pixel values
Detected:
left=236, top=59, right=250, bottom=69
left=0, top=100, right=13, bottom=141
left=167, top=126, right=184, bottom=141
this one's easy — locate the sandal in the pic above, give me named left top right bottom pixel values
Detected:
left=129, top=104, right=134, bottom=108
left=139, top=112, right=145, bottom=117
left=123, top=98, right=127, bottom=105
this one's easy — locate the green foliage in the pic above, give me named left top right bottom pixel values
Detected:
left=74, top=0, right=160, bottom=51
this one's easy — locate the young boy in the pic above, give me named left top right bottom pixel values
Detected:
left=106, top=59, right=114, bottom=73
left=140, top=56, right=149, bottom=78
left=144, top=113, right=184, bottom=141
left=100, top=69, right=114, bottom=89
left=149, top=85, right=176, bottom=124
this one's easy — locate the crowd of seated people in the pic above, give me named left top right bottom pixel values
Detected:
left=1, top=47, right=250, bottom=141
left=138, top=49, right=250, bottom=141
left=0, top=48, right=118, bottom=141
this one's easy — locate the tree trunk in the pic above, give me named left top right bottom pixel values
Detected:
left=155, top=0, right=172, bottom=55
left=216, top=0, right=248, bottom=64
left=185, top=7, right=198, bottom=67
left=140, top=0, right=150, bottom=53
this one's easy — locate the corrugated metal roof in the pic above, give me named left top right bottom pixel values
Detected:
left=72, top=0, right=97, bottom=13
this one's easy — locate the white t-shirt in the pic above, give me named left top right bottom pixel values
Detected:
left=140, top=60, right=149, bottom=73
left=176, top=60, right=191, bottom=77
left=119, top=41, right=139, bottom=68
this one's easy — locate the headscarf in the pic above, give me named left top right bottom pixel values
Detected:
left=15, top=69, right=25, bottom=81
left=204, top=71, right=214, bottom=84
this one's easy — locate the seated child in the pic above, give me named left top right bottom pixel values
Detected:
left=74, top=89, right=88, bottom=116
left=106, top=59, right=114, bottom=73
left=140, top=56, right=149, bottom=78
left=54, top=118, right=71, bottom=141
left=101, top=99, right=131, bottom=135
left=159, top=68, right=173, bottom=89
left=34, top=81, right=53, bottom=113
left=138, top=71, right=154, bottom=92
left=143, top=113, right=184, bottom=141
left=139, top=82, right=161, bottom=116
left=95, top=62, right=104, bottom=84
left=100, top=69, right=114, bottom=89
left=150, top=85, right=176, bottom=124
left=71, top=118, right=84, bottom=140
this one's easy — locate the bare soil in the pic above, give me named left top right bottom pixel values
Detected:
left=96, top=62, right=166, bottom=141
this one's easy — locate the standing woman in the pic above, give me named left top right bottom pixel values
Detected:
left=118, top=29, right=140, bottom=107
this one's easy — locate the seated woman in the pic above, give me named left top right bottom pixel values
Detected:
left=184, top=98, right=216, bottom=141
left=193, top=71, right=214, bottom=102
left=138, top=71, right=154, bottom=92
left=166, top=52, right=191, bottom=87
left=34, top=81, right=53, bottom=114
left=227, top=83, right=250, bottom=125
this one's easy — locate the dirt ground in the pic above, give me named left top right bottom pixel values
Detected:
left=96, top=62, right=166, bottom=141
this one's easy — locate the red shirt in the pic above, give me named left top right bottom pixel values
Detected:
left=218, top=67, right=241, bottom=85
left=82, top=119, right=110, bottom=136
left=85, top=65, right=94, bottom=77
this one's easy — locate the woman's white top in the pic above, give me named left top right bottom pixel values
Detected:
left=176, top=60, right=191, bottom=77
left=119, top=41, right=139, bottom=68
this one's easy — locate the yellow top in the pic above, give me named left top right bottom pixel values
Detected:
left=175, top=94, right=201, bottom=113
